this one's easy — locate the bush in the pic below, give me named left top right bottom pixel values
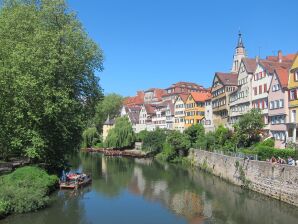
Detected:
left=258, top=138, right=275, bottom=147
left=255, top=146, right=296, bottom=161
left=0, top=200, right=9, bottom=218
left=156, top=142, right=176, bottom=162
left=273, top=148, right=296, bottom=159
left=0, top=166, right=58, bottom=214
left=255, top=146, right=274, bottom=160
left=142, top=129, right=167, bottom=153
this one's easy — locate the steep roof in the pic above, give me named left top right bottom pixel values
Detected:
left=190, top=92, right=212, bottom=102
left=215, top=72, right=238, bottom=86
left=144, top=104, right=155, bottom=114
left=274, top=68, right=289, bottom=89
left=104, top=117, right=115, bottom=126
left=242, top=58, right=257, bottom=73
left=290, top=53, right=298, bottom=72
left=126, top=106, right=141, bottom=125
left=259, top=60, right=292, bottom=74
left=179, top=93, right=189, bottom=103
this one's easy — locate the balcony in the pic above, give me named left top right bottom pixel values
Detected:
left=213, top=105, right=227, bottom=113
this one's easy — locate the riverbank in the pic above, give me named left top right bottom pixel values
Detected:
left=0, top=166, right=58, bottom=219
left=189, top=149, right=298, bottom=207
left=0, top=158, right=30, bottom=175
left=83, top=148, right=149, bottom=158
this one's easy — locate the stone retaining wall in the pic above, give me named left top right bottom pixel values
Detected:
left=189, top=149, right=298, bottom=207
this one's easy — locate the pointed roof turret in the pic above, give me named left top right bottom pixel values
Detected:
left=236, top=31, right=244, bottom=48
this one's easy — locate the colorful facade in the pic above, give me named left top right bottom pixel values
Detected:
left=174, top=94, right=188, bottom=132
left=288, top=54, right=298, bottom=143
left=211, top=72, right=238, bottom=128
left=185, top=92, right=210, bottom=128
left=268, top=68, right=290, bottom=148
left=229, top=58, right=256, bottom=125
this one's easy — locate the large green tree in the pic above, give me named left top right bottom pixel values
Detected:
left=184, top=124, right=205, bottom=147
left=0, top=0, right=103, bottom=169
left=95, top=93, right=123, bottom=131
left=234, top=109, right=264, bottom=147
left=104, top=116, right=135, bottom=149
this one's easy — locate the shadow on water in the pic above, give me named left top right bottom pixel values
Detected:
left=1, top=152, right=298, bottom=224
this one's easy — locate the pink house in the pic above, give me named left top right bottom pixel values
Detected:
left=268, top=67, right=290, bottom=148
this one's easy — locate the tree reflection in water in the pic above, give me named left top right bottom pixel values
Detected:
left=2, top=152, right=298, bottom=224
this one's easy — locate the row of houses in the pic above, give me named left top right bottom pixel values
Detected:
left=104, top=33, right=298, bottom=148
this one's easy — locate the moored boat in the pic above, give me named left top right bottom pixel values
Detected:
left=59, top=172, right=92, bottom=189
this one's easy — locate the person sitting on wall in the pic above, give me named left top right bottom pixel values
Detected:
left=287, top=157, right=295, bottom=166
left=270, top=156, right=277, bottom=163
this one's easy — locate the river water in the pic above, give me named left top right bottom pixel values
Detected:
left=1, top=152, right=298, bottom=224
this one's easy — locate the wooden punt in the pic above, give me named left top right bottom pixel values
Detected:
left=60, top=175, right=92, bottom=189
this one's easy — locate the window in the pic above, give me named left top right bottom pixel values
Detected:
left=290, top=90, right=295, bottom=100
left=254, top=87, right=257, bottom=95
left=279, top=99, right=284, bottom=108
left=295, top=71, right=298, bottom=81
left=270, top=102, right=274, bottom=109
left=264, top=100, right=268, bottom=109
left=259, top=85, right=262, bottom=94
left=291, top=110, right=296, bottom=123
left=264, top=84, right=267, bottom=92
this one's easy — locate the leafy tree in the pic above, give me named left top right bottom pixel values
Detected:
left=82, top=127, right=101, bottom=148
left=105, top=116, right=135, bottom=149
left=214, top=125, right=230, bottom=147
left=0, top=0, right=103, bottom=169
left=205, top=131, right=216, bottom=151
left=166, top=130, right=191, bottom=154
left=142, top=128, right=167, bottom=153
left=95, top=93, right=123, bottom=131
left=135, top=130, right=149, bottom=142
left=234, top=109, right=264, bottom=147
left=184, top=124, right=205, bottom=147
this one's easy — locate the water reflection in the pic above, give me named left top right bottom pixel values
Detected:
left=1, top=152, right=298, bottom=224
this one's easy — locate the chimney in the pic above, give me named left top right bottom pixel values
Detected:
left=278, top=50, right=282, bottom=63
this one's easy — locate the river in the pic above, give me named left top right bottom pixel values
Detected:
left=1, top=152, right=298, bottom=224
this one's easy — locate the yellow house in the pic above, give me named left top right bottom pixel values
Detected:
left=288, top=53, right=298, bottom=143
left=185, top=92, right=211, bottom=128
left=102, top=117, right=115, bottom=141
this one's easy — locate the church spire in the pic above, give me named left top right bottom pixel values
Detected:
left=231, top=31, right=246, bottom=73
left=236, top=31, right=244, bottom=48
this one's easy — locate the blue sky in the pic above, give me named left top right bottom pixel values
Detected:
left=68, top=0, right=298, bottom=97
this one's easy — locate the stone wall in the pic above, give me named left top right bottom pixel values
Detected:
left=189, top=149, right=298, bottom=207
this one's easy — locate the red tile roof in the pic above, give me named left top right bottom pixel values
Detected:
left=242, top=58, right=257, bottom=73
left=216, top=72, right=238, bottom=86
left=266, top=54, right=296, bottom=62
left=190, top=92, right=212, bottom=102
left=123, top=91, right=144, bottom=106
left=259, top=60, right=292, bottom=74
left=274, top=68, right=289, bottom=89
left=165, top=81, right=204, bottom=90
left=144, top=104, right=155, bottom=114
left=179, top=93, right=189, bottom=103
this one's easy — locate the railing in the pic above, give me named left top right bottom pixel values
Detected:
left=212, top=149, right=259, bottom=160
